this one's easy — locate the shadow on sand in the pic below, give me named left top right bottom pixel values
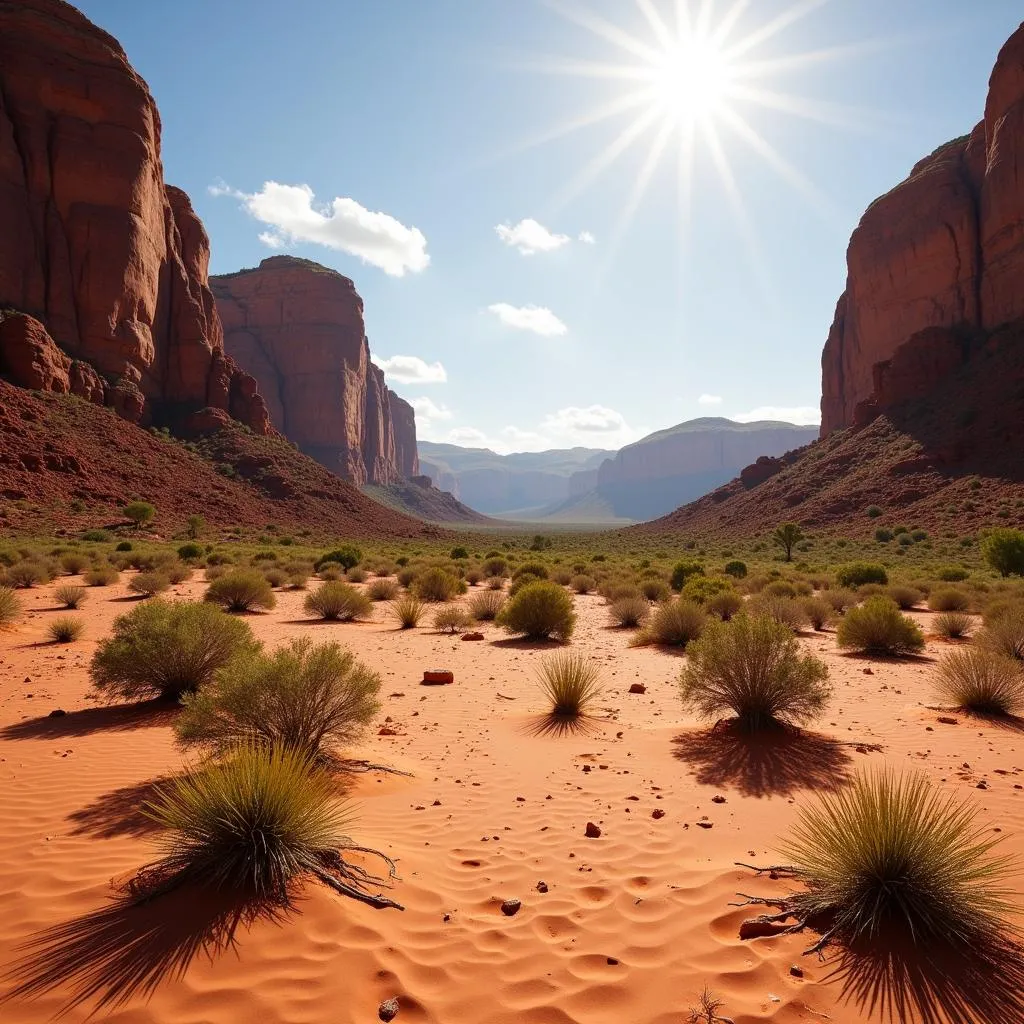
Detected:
left=522, top=712, right=602, bottom=738
left=0, top=700, right=178, bottom=741
left=67, top=777, right=173, bottom=840
left=671, top=721, right=872, bottom=797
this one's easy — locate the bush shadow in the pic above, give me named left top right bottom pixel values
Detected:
left=67, top=777, right=173, bottom=839
left=671, top=722, right=866, bottom=797
left=490, top=637, right=568, bottom=650
left=0, top=700, right=178, bottom=741
left=522, top=713, right=602, bottom=738
left=838, top=650, right=937, bottom=665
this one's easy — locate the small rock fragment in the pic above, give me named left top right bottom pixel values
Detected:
left=585, top=821, right=602, bottom=838
left=651, top=808, right=665, bottom=819
left=461, top=632, right=485, bottom=642
left=790, top=965, right=804, bottom=978
left=378, top=997, right=400, bottom=1022
left=501, top=898, right=521, bottom=917
left=628, top=683, right=646, bottom=694
left=48, top=709, right=67, bottom=718
left=937, top=716, right=959, bottom=725
left=536, top=881, right=549, bottom=893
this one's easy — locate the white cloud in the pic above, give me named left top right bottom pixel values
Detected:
left=578, top=230, right=596, bottom=244
left=495, top=218, right=571, bottom=255
left=371, top=354, right=447, bottom=385
left=733, top=405, right=820, bottom=425
left=447, top=427, right=489, bottom=445
left=541, top=405, right=628, bottom=434
left=409, top=397, right=453, bottom=423
left=210, top=180, right=429, bottom=277
left=487, top=303, right=567, bottom=337
left=698, top=394, right=723, bottom=406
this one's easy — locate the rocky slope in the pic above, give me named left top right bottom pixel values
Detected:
left=212, top=257, right=418, bottom=486
left=0, top=0, right=270, bottom=435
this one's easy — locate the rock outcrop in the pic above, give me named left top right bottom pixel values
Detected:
left=821, top=22, right=1024, bottom=435
left=0, top=0, right=271, bottom=434
left=211, top=257, right=418, bottom=486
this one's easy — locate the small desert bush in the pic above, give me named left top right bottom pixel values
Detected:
left=609, top=595, right=650, bottom=628
left=346, top=566, right=367, bottom=583
left=802, top=596, right=834, bottom=631
left=570, top=574, right=596, bottom=595
left=836, top=562, right=888, bottom=588
left=641, top=579, right=671, bottom=602
left=482, top=557, right=508, bottom=579
left=48, top=616, right=83, bottom=643
left=54, top=584, right=87, bottom=610
left=318, top=564, right=344, bottom=582
left=509, top=572, right=543, bottom=598
left=602, top=582, right=641, bottom=604
left=763, top=579, right=797, bottom=599
left=123, top=500, right=155, bottom=528
left=706, top=590, right=743, bottom=621
left=824, top=588, right=857, bottom=614
left=934, top=611, right=974, bottom=639
left=929, top=587, right=971, bottom=613
left=8, top=560, right=49, bottom=588
left=634, top=599, right=705, bottom=648
left=512, top=562, right=549, bottom=582
left=395, top=566, right=417, bottom=588
left=177, top=543, right=204, bottom=562
left=748, top=594, right=809, bottom=632
left=412, top=567, right=463, bottom=602
left=0, top=586, right=22, bottom=628
left=782, top=770, right=1014, bottom=946
left=856, top=583, right=887, bottom=600
left=59, top=552, right=89, bottom=575
left=978, top=606, right=1024, bottom=661
left=465, top=569, right=483, bottom=586
left=670, top=561, right=705, bottom=592
left=837, top=596, right=925, bottom=655
left=887, top=585, right=923, bottom=610
left=84, top=565, right=119, bottom=587
left=537, top=651, right=602, bottom=719
left=285, top=563, right=312, bottom=589
left=983, top=597, right=1024, bottom=626
left=205, top=570, right=277, bottom=613
left=724, top=560, right=747, bottom=579
left=315, top=546, right=362, bottom=571
left=486, top=575, right=505, bottom=591
left=433, top=605, right=474, bottom=633
left=935, top=648, right=1024, bottom=716
left=263, top=567, right=288, bottom=588
left=680, top=614, right=830, bottom=730
left=204, top=564, right=227, bottom=582
left=176, top=638, right=381, bottom=761
left=682, top=575, right=735, bottom=605
left=129, top=571, right=170, bottom=598
left=91, top=600, right=257, bottom=701
left=163, top=561, right=193, bottom=585
left=391, top=595, right=425, bottom=629
left=304, top=582, right=373, bottom=622
left=144, top=743, right=352, bottom=896
left=496, top=580, right=576, bottom=641
left=468, top=590, right=505, bottom=621
left=367, top=578, right=400, bottom=602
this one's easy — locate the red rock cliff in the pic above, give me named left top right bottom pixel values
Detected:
left=0, top=0, right=271, bottom=434
left=820, top=22, right=1024, bottom=435
left=211, top=257, right=419, bottom=485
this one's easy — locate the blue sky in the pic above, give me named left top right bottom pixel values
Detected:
left=79, top=1, right=1022, bottom=453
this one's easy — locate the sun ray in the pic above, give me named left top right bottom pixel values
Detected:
left=723, top=0, right=832, bottom=61
left=734, top=37, right=906, bottom=80
left=728, top=84, right=880, bottom=132
left=510, top=55, right=654, bottom=83
left=544, top=0, right=661, bottom=65
left=634, top=0, right=674, bottom=51
left=711, top=0, right=752, bottom=47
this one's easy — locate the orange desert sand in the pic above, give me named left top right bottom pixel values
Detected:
left=0, top=575, right=1021, bottom=1023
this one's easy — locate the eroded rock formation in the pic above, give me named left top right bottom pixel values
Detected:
left=212, top=257, right=418, bottom=485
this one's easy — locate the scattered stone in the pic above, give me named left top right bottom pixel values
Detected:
left=862, top=668, right=873, bottom=675
left=585, top=821, right=602, bottom=838
left=536, top=881, right=549, bottom=893
left=461, top=632, right=485, bottom=642
left=422, top=669, right=454, bottom=685
left=606, top=956, right=620, bottom=966
left=378, top=726, right=400, bottom=736
left=711, top=795, right=726, bottom=804
left=378, top=997, right=400, bottom=1022
left=47, top=709, right=67, bottom=717
left=696, top=820, right=713, bottom=829
left=937, top=716, right=959, bottom=725
left=500, top=898, right=521, bottom=917
left=628, top=683, right=646, bottom=694
left=651, top=808, right=665, bottom=819
left=790, top=965, right=804, bottom=978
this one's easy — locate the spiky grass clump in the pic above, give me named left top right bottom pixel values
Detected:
left=609, top=595, right=650, bottom=628
left=887, top=584, right=923, bottom=610
left=706, top=590, right=742, bottom=621
left=747, top=594, right=809, bottom=633
left=263, top=567, right=289, bottom=588
left=935, top=648, right=1024, bottom=716
left=433, top=605, right=474, bottom=633
left=303, top=582, right=373, bottom=622
left=680, top=614, right=830, bottom=730
left=47, top=616, right=83, bottom=643
left=823, top=588, right=857, bottom=614
left=934, top=611, right=974, bottom=640
left=176, top=639, right=381, bottom=762
left=128, top=571, right=170, bottom=598
left=496, top=580, right=576, bottom=641
left=412, top=567, right=464, bottom=602
left=978, top=605, right=1024, bottom=661
left=468, top=590, right=505, bottom=621
left=391, top=594, right=425, bottom=629
left=84, top=565, right=119, bottom=587
left=163, top=561, right=194, bottom=585
left=929, top=587, right=972, bottom=613
left=91, top=600, right=258, bottom=702
left=801, top=596, right=834, bottom=631
left=54, top=584, right=87, bottom=609
left=570, top=574, right=596, bottom=595
left=781, top=771, right=1015, bottom=947
left=634, top=599, right=706, bottom=648
left=537, top=651, right=603, bottom=719
left=641, top=579, right=671, bottom=603
left=836, top=596, right=925, bottom=655
left=366, top=578, right=400, bottom=602
left=0, top=586, right=22, bottom=628
left=59, top=552, right=90, bottom=576
left=8, top=560, right=49, bottom=588
left=144, top=744, right=352, bottom=897
left=205, top=570, right=277, bottom=613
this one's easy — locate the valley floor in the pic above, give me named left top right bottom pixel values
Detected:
left=1, top=576, right=1022, bottom=1023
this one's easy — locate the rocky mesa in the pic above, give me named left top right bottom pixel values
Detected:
left=212, top=257, right=418, bottom=487
left=0, top=0, right=271, bottom=435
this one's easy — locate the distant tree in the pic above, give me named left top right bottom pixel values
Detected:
left=123, top=501, right=155, bottom=529
left=982, top=529, right=1024, bottom=577
left=772, top=522, right=804, bottom=562
left=186, top=514, right=205, bottom=540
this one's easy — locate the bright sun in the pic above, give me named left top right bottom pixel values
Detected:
left=649, top=40, right=734, bottom=120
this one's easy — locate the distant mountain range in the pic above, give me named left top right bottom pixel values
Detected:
left=418, top=417, right=819, bottom=523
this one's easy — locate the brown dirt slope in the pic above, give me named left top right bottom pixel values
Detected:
left=0, top=381, right=439, bottom=538
left=362, top=480, right=496, bottom=526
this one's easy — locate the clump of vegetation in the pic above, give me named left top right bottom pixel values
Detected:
left=391, top=595, right=425, bottom=629
left=176, top=638, right=381, bottom=762
left=163, top=561, right=193, bottom=585
left=670, top=561, right=705, bottom=592
left=263, top=567, right=288, bottom=588
left=935, top=648, right=1024, bottom=717
left=84, top=565, right=119, bottom=587
left=929, top=588, right=971, bottom=613
left=634, top=599, right=706, bottom=648
left=412, top=567, right=463, bottom=602
left=60, top=552, right=90, bottom=575
left=802, top=596, right=834, bottom=631
left=887, top=585, right=923, bottom=610
left=680, top=614, right=830, bottom=730
left=496, top=580, right=576, bottom=641
left=836, top=562, right=888, bottom=588
left=982, top=528, right=1024, bottom=577
left=934, top=611, right=974, bottom=640
left=978, top=605, right=1024, bottom=661
left=54, top=584, right=87, bottom=609
left=0, top=587, right=22, bottom=628
left=641, top=579, right=671, bottom=602
left=128, top=571, right=171, bottom=598
left=681, top=575, right=734, bottom=605
left=91, top=600, right=257, bottom=702
left=177, top=543, right=204, bottom=562
left=772, top=522, right=804, bottom=562
left=367, top=578, right=400, bottom=602
left=346, top=566, right=367, bottom=583
left=609, top=595, right=650, bottom=628
left=468, top=590, right=505, bottom=621
left=571, top=574, right=596, bottom=595
left=748, top=594, right=809, bottom=632
left=837, top=596, right=925, bottom=655
left=304, top=582, right=373, bottom=622
left=706, top=590, right=743, bottom=621
left=537, top=651, right=602, bottom=720
left=482, top=557, right=508, bottom=579
left=936, top=565, right=970, bottom=583
left=315, top=546, right=362, bottom=571
left=8, top=560, right=49, bottom=588
left=823, top=588, right=857, bottom=614
left=123, top=500, right=156, bottom=528
left=723, top=560, right=747, bottom=579
left=762, top=579, right=797, bottom=599
left=433, top=606, right=474, bottom=633
left=47, top=616, right=83, bottom=643
left=205, top=570, right=277, bottom=613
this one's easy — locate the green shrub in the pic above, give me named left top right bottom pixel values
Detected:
left=936, top=566, right=970, bottom=582
left=391, top=595, right=425, bottom=629
left=482, top=557, right=508, bottom=579
left=263, top=567, right=288, bottom=588
left=512, top=561, right=549, bottom=581
left=836, top=563, right=888, bottom=588
left=8, top=560, right=49, bottom=588
left=748, top=594, right=809, bottom=632
left=634, top=599, right=705, bottom=648
left=433, top=606, right=474, bottom=633
left=802, top=596, right=834, bottom=631
left=176, top=638, right=381, bottom=761
left=887, top=585, right=923, bottom=610
left=682, top=575, right=734, bottom=605
left=496, top=581, right=576, bottom=641
left=641, top=579, right=671, bottom=602
left=54, top=584, right=87, bottom=609
left=123, top=501, right=156, bottom=528
left=866, top=505, right=883, bottom=518
left=981, top=528, right=1024, bottom=577
left=116, top=541, right=133, bottom=552
left=286, top=564, right=312, bottom=589
left=178, top=543, right=204, bottom=561
left=367, top=578, right=400, bottom=602
left=164, top=561, right=193, bottom=585
left=450, top=546, right=469, bottom=560
left=205, top=570, right=276, bottom=612
left=609, top=595, right=650, bottom=628
left=465, top=569, right=483, bottom=586
left=837, top=596, right=925, bottom=655
left=978, top=606, right=1024, bottom=660
left=185, top=514, right=205, bottom=540
left=537, top=652, right=602, bottom=720
left=48, top=616, right=83, bottom=643
left=128, top=571, right=170, bottom=598
left=81, top=529, right=111, bottom=542
left=412, top=567, right=463, bottom=602
left=570, top=574, right=596, bottom=595
left=60, top=552, right=89, bottom=575
left=84, top=565, right=119, bottom=587
left=91, top=600, right=257, bottom=701
left=929, top=587, right=971, bottom=612
left=782, top=771, right=1014, bottom=945
left=670, top=561, right=705, bottom=592
left=875, top=528, right=893, bottom=543
left=934, top=611, right=974, bottom=639
left=509, top=572, right=543, bottom=598
left=468, top=590, right=505, bottom=621
left=315, top=546, right=362, bottom=571
left=763, top=580, right=797, bottom=599
left=935, top=648, right=1024, bottom=716
left=304, top=582, right=373, bottom=622
left=706, top=590, right=743, bottom=621
left=723, top=560, right=748, bottom=579
left=680, top=614, right=830, bottom=730
left=0, top=587, right=22, bottom=628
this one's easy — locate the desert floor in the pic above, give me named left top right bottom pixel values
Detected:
left=1, top=575, right=1022, bottom=1024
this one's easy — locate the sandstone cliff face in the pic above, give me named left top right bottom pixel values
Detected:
left=0, top=0, right=271, bottom=434
left=212, top=257, right=418, bottom=486
left=821, top=22, right=1024, bottom=435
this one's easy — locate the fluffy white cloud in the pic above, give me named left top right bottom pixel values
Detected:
left=698, top=394, right=723, bottom=406
left=409, top=397, right=453, bottom=423
left=495, top=218, right=570, bottom=255
left=210, top=180, right=429, bottom=277
left=447, top=427, right=489, bottom=445
left=487, top=303, right=567, bottom=336
left=578, top=230, right=596, bottom=244
left=733, top=405, right=820, bottom=425
left=541, top=405, right=628, bottom=434
left=371, top=354, right=446, bottom=385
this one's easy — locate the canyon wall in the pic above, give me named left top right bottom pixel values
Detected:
left=212, top=257, right=418, bottom=486
left=0, top=0, right=271, bottom=434
left=821, top=21, right=1024, bottom=435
